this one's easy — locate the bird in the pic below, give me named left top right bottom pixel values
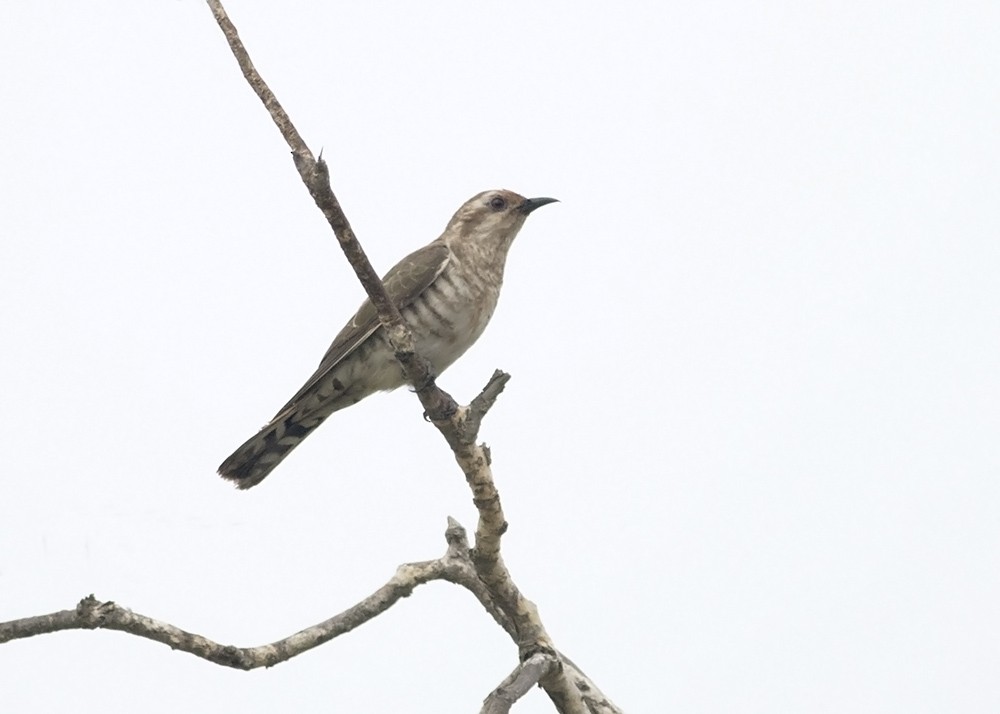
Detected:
left=218, top=189, right=558, bottom=489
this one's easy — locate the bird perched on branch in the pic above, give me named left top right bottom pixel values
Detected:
left=218, top=189, right=558, bottom=489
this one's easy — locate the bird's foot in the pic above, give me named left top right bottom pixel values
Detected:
left=421, top=388, right=458, bottom=422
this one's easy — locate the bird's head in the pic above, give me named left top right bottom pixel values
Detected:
left=443, top=189, right=558, bottom=254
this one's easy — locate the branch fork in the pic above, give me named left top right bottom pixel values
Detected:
left=1, top=3, right=623, bottom=712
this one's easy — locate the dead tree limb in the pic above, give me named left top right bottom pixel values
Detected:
left=0, top=3, right=623, bottom=712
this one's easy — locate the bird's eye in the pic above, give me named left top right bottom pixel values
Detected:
left=489, top=196, right=507, bottom=211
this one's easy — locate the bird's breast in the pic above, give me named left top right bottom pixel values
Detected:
left=401, top=258, right=502, bottom=374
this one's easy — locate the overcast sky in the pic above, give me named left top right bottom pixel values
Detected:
left=2, top=2, right=998, bottom=712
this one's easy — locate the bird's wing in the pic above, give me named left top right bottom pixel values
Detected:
left=274, top=240, right=451, bottom=413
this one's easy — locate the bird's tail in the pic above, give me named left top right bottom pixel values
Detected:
left=218, top=409, right=328, bottom=489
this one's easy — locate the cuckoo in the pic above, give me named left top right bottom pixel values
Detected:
left=218, top=189, right=557, bottom=488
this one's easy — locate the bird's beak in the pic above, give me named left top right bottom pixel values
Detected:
left=519, top=197, right=560, bottom=215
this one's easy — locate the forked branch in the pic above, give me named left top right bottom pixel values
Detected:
left=0, top=3, right=621, bottom=712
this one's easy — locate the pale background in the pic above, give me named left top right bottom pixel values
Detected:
left=1, top=2, right=998, bottom=712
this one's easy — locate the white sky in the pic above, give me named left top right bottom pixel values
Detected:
left=2, top=1, right=998, bottom=712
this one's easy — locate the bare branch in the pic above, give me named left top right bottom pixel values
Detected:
left=205, top=0, right=454, bottom=419
left=206, top=0, right=558, bottom=664
left=435, top=369, right=512, bottom=449
left=482, top=652, right=623, bottom=714
left=468, top=370, right=513, bottom=428
left=481, top=653, right=560, bottom=714
left=205, top=0, right=308, bottom=156
left=0, top=5, right=622, bottom=711
left=442, top=517, right=515, bottom=637
left=200, top=2, right=621, bottom=710
left=0, top=521, right=499, bottom=669
left=553, top=656, right=622, bottom=714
